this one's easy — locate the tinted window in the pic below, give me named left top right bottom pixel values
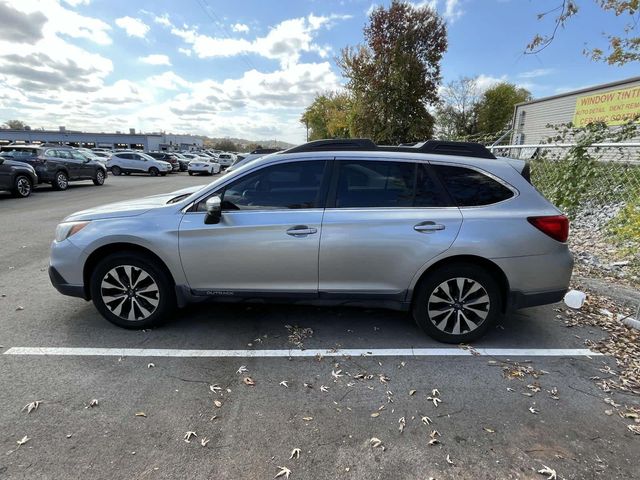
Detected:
left=55, top=150, right=72, bottom=159
left=433, top=165, right=514, bottom=206
left=334, top=160, right=446, bottom=208
left=213, top=161, right=326, bottom=211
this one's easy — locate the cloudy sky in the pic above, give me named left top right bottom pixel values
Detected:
left=0, top=0, right=637, bottom=143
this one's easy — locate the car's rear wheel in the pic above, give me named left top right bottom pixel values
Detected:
left=188, top=171, right=193, bottom=176
left=111, top=165, right=121, bottom=176
left=12, top=175, right=32, bottom=198
left=412, top=263, right=501, bottom=343
left=89, top=253, right=175, bottom=329
left=149, top=167, right=159, bottom=177
left=52, top=171, right=69, bottom=191
left=93, top=169, right=105, bottom=186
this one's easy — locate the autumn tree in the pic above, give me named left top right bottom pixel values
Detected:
left=213, top=139, right=238, bottom=152
left=338, top=1, right=447, bottom=143
left=2, top=119, right=28, bottom=129
left=527, top=0, right=639, bottom=65
left=300, top=91, right=352, bottom=141
left=476, top=83, right=532, bottom=135
left=435, top=76, right=481, bottom=139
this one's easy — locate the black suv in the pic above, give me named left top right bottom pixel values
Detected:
left=0, top=155, right=38, bottom=198
left=0, top=145, right=107, bottom=191
left=146, top=152, right=181, bottom=172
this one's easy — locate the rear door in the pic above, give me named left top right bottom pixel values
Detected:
left=51, top=150, right=79, bottom=177
left=70, top=151, right=93, bottom=179
left=318, top=158, right=463, bottom=299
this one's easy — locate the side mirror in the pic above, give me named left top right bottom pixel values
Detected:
left=204, top=195, right=222, bottom=225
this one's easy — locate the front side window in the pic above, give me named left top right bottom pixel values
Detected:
left=433, top=165, right=514, bottom=206
left=334, top=160, right=448, bottom=208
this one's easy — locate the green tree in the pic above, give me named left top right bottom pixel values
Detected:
left=213, top=139, right=238, bottom=152
left=3, top=119, right=28, bottom=129
left=435, top=76, right=480, bottom=140
left=300, top=91, right=352, bottom=141
left=527, top=1, right=639, bottom=65
left=338, top=0, right=447, bottom=143
left=476, top=83, right=531, bottom=135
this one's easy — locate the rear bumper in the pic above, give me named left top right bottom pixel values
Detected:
left=49, top=266, right=87, bottom=300
left=509, top=288, right=567, bottom=310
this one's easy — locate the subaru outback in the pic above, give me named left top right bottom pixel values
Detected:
left=49, top=139, right=573, bottom=343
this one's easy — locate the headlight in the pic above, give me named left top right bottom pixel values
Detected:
left=55, top=221, right=90, bottom=242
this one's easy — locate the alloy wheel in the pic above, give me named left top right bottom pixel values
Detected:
left=56, top=172, right=68, bottom=189
left=100, top=265, right=160, bottom=321
left=96, top=170, right=105, bottom=184
left=427, top=277, right=490, bottom=335
left=16, top=176, right=31, bottom=197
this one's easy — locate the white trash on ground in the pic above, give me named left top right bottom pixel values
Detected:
left=564, top=290, right=587, bottom=309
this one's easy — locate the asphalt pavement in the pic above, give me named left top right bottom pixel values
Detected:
left=0, top=173, right=637, bottom=480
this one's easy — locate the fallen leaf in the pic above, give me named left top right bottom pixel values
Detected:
left=332, top=369, right=343, bottom=379
left=446, top=454, right=454, bottom=465
left=430, top=430, right=440, bottom=439
left=147, top=363, right=155, bottom=369
left=16, top=436, right=29, bottom=446
left=537, top=465, right=557, bottom=480
left=370, top=412, right=380, bottom=418
left=529, top=407, right=539, bottom=415
left=209, top=384, right=222, bottom=393
left=369, top=437, right=384, bottom=449
left=628, top=425, right=640, bottom=435
left=427, top=396, right=442, bottom=407
left=214, top=400, right=222, bottom=408
left=279, top=381, right=289, bottom=388
left=236, top=365, right=248, bottom=374
left=86, top=399, right=99, bottom=408
left=483, top=427, right=495, bottom=433
left=243, top=377, right=256, bottom=386
left=421, top=415, right=433, bottom=425
left=290, top=447, right=301, bottom=459
left=275, top=466, right=291, bottom=479
left=409, top=390, right=416, bottom=396
left=302, top=416, right=313, bottom=421
left=200, top=437, right=210, bottom=447
left=398, top=417, right=406, bottom=433
left=22, top=401, right=40, bottom=414
left=428, top=438, right=440, bottom=446
left=135, top=412, right=147, bottom=417
left=15, top=306, right=24, bottom=311
left=320, top=385, right=329, bottom=392
left=183, top=431, right=197, bottom=443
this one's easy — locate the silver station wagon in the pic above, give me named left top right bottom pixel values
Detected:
left=49, top=139, right=573, bottom=343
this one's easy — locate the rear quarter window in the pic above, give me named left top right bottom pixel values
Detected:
left=433, top=165, right=514, bottom=206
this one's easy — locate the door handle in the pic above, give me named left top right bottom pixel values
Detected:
left=414, top=221, right=445, bottom=233
left=286, top=225, right=318, bottom=236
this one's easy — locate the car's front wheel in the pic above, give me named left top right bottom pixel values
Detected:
left=93, top=169, right=106, bottom=186
left=89, top=253, right=176, bottom=329
left=149, top=167, right=159, bottom=177
left=412, top=263, right=501, bottom=343
left=12, top=175, right=33, bottom=198
left=111, top=165, right=121, bottom=176
left=52, top=171, right=69, bottom=191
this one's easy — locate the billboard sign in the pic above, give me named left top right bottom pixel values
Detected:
left=573, top=85, right=640, bottom=127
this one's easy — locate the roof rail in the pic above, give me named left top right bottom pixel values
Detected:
left=282, top=138, right=496, bottom=159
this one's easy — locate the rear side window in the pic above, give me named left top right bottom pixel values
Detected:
left=335, top=160, right=447, bottom=208
left=433, top=165, right=514, bottom=206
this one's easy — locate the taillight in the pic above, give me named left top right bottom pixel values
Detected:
left=527, top=215, right=569, bottom=243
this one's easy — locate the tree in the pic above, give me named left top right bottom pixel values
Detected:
left=435, top=76, right=481, bottom=139
left=476, top=83, right=532, bottom=135
left=300, top=91, right=352, bottom=141
left=3, top=119, right=28, bottom=130
left=527, top=1, right=639, bottom=65
left=213, top=139, right=238, bottom=152
left=338, top=1, right=447, bottom=143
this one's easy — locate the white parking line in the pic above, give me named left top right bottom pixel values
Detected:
left=2, top=347, right=600, bottom=358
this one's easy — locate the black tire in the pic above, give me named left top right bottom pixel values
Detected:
left=111, top=165, right=122, bottom=176
left=412, top=263, right=501, bottom=343
left=52, top=171, right=69, bottom=191
left=188, top=171, right=193, bottom=176
left=89, top=253, right=176, bottom=329
left=12, top=175, right=32, bottom=198
left=149, top=167, right=159, bottom=177
left=93, top=169, right=106, bottom=186
left=160, top=172, right=167, bottom=177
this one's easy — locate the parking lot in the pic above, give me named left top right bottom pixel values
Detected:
left=0, top=174, right=638, bottom=480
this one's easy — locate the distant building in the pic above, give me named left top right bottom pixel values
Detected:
left=511, top=76, right=640, bottom=146
left=0, top=127, right=204, bottom=151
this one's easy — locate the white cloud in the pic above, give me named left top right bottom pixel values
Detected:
left=139, top=54, right=172, bottom=66
left=406, top=1, right=463, bottom=22
left=518, top=68, right=554, bottom=79
left=115, top=16, right=149, bottom=38
left=231, top=23, right=250, bottom=33
left=154, top=13, right=171, bottom=27
left=171, top=14, right=350, bottom=67
left=147, top=71, right=191, bottom=90
left=178, top=47, right=192, bottom=57
left=63, top=0, right=91, bottom=5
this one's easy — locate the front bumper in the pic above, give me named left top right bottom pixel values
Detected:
left=49, top=266, right=87, bottom=300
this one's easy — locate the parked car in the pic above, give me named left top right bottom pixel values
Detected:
left=107, top=152, right=172, bottom=176
left=49, top=139, right=573, bottom=343
left=187, top=157, right=221, bottom=176
left=171, top=153, right=191, bottom=172
left=146, top=152, right=180, bottom=172
left=0, top=155, right=38, bottom=198
left=0, top=145, right=107, bottom=190
left=216, top=153, right=236, bottom=168
left=226, top=149, right=279, bottom=173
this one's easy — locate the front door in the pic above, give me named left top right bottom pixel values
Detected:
left=179, top=159, right=328, bottom=294
left=318, top=158, right=463, bottom=298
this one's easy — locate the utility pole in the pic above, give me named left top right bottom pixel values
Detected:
left=305, top=119, right=309, bottom=142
